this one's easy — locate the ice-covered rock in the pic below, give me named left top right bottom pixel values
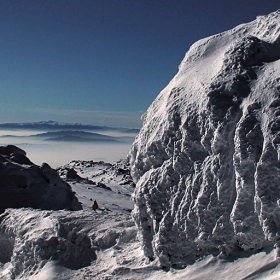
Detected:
left=0, top=208, right=136, bottom=279
left=129, top=10, right=280, bottom=267
left=0, top=145, right=81, bottom=213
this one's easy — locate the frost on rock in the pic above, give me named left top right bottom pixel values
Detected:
left=0, top=145, right=82, bottom=213
left=0, top=208, right=136, bottom=279
left=129, top=10, right=280, bottom=267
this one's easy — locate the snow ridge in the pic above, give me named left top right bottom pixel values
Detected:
left=129, top=10, right=280, bottom=268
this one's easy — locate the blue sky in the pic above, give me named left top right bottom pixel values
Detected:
left=0, top=0, right=279, bottom=128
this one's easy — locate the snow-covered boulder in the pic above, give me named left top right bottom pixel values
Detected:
left=0, top=208, right=136, bottom=279
left=129, top=10, right=280, bottom=268
left=0, top=145, right=81, bottom=213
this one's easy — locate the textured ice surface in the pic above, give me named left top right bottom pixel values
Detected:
left=0, top=145, right=81, bottom=213
left=0, top=208, right=136, bottom=279
left=129, top=10, right=280, bottom=267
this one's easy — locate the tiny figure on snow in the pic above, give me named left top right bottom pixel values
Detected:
left=92, top=200, right=99, bottom=211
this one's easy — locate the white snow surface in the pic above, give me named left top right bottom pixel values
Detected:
left=0, top=155, right=280, bottom=279
left=56, top=159, right=135, bottom=213
left=129, top=9, right=280, bottom=268
left=1, top=208, right=280, bottom=279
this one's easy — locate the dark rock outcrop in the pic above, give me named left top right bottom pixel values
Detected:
left=0, top=145, right=82, bottom=213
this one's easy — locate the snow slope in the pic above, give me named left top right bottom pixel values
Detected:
left=1, top=208, right=280, bottom=280
left=57, top=159, right=135, bottom=213
left=0, top=208, right=138, bottom=280
left=129, top=9, right=280, bottom=267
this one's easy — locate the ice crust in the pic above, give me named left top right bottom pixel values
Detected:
left=129, top=10, right=280, bottom=267
left=0, top=145, right=81, bottom=213
left=0, top=208, right=136, bottom=279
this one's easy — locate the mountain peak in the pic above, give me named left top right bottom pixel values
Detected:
left=129, top=10, right=280, bottom=268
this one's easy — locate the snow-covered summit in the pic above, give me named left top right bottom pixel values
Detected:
left=129, top=10, right=280, bottom=267
left=0, top=145, right=81, bottom=213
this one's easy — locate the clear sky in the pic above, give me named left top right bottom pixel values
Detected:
left=0, top=0, right=279, bottom=128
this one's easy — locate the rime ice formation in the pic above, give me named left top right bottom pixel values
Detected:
left=0, top=145, right=81, bottom=213
left=0, top=208, right=136, bottom=279
left=129, top=10, right=280, bottom=267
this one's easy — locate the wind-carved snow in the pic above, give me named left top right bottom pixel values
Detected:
left=0, top=208, right=137, bottom=279
left=129, top=10, right=280, bottom=268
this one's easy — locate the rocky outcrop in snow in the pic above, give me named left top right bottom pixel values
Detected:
left=57, top=159, right=135, bottom=213
left=0, top=145, right=81, bottom=213
left=129, top=10, right=280, bottom=267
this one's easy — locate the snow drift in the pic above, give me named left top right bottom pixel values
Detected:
left=0, top=208, right=136, bottom=279
left=129, top=10, right=280, bottom=267
left=0, top=145, right=81, bottom=213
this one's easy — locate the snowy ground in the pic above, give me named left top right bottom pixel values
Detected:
left=56, top=159, right=135, bottom=213
left=1, top=210, right=280, bottom=280
left=1, top=159, right=280, bottom=279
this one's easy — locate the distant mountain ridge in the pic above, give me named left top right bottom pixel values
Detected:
left=35, top=130, right=118, bottom=142
left=0, top=120, right=140, bottom=132
left=0, top=130, right=137, bottom=143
